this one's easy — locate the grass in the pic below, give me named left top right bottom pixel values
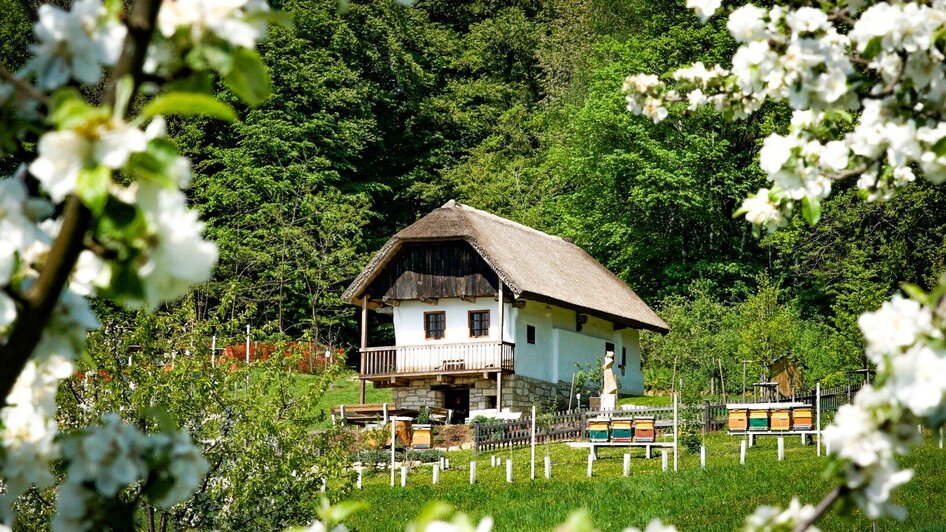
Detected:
left=618, top=395, right=673, bottom=407
left=345, top=432, right=946, bottom=531
left=295, top=373, right=392, bottom=428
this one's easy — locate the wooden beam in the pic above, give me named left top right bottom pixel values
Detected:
left=419, top=296, right=439, bottom=305
left=459, top=294, right=476, bottom=303
left=613, top=323, right=628, bottom=331
left=381, top=296, right=400, bottom=307
left=436, top=374, right=455, bottom=384
left=360, top=297, right=368, bottom=404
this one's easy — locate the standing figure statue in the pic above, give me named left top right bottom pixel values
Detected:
left=601, top=351, right=618, bottom=411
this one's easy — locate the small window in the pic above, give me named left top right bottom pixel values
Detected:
left=621, top=347, right=627, bottom=376
left=425, top=311, right=445, bottom=339
left=605, top=342, right=615, bottom=355
left=468, top=310, right=490, bottom=338
left=527, top=325, right=536, bottom=344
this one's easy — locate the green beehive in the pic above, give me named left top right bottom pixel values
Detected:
left=611, top=419, right=633, bottom=442
left=749, top=409, right=770, bottom=431
left=588, top=419, right=610, bottom=442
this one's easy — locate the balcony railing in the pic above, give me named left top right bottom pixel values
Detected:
left=360, top=341, right=514, bottom=378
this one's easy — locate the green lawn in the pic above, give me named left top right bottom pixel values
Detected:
left=299, top=373, right=392, bottom=428
left=618, top=395, right=673, bottom=407
left=345, top=432, right=946, bottom=531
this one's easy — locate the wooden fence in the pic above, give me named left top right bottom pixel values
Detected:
left=472, top=381, right=866, bottom=452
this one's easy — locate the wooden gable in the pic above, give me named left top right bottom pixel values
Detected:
left=365, top=241, right=498, bottom=302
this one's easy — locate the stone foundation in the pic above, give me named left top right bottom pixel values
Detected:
left=391, top=374, right=571, bottom=413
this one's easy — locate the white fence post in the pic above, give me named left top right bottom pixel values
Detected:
left=506, top=459, right=513, bottom=483
left=400, top=465, right=407, bottom=487
left=940, top=427, right=944, bottom=450
left=673, top=393, right=679, bottom=472
left=544, top=455, right=551, bottom=479
left=432, top=464, right=439, bottom=485
left=470, top=461, right=476, bottom=484
left=357, top=469, right=362, bottom=490
left=816, top=382, right=822, bottom=457
left=623, top=453, right=631, bottom=477
left=531, top=405, right=537, bottom=480
left=586, top=452, right=593, bottom=478
left=740, top=440, right=747, bottom=465
left=700, top=445, right=706, bottom=469
left=661, top=449, right=668, bottom=471
left=778, top=437, right=784, bottom=461
left=390, top=419, right=396, bottom=487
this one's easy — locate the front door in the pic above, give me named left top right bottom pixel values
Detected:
left=443, top=388, right=470, bottom=424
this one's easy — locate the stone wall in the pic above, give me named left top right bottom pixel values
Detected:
left=391, top=374, right=571, bottom=413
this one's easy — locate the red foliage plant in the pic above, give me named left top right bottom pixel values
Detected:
left=216, top=341, right=343, bottom=374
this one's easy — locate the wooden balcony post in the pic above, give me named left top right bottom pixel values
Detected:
left=496, top=283, right=504, bottom=412
left=359, top=296, right=368, bottom=404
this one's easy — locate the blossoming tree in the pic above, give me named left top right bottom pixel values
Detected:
left=0, top=0, right=282, bottom=529
left=623, top=0, right=946, bottom=529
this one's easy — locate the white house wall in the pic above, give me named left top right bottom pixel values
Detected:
left=393, top=298, right=512, bottom=345
left=388, top=297, right=644, bottom=396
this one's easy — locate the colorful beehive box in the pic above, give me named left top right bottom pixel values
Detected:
left=749, top=409, right=770, bottom=431
left=728, top=408, right=749, bottom=432
left=412, top=424, right=432, bottom=449
left=611, top=419, right=634, bottom=442
left=771, top=408, right=792, bottom=431
left=793, top=407, right=813, bottom=430
left=634, top=417, right=655, bottom=442
left=588, top=419, right=610, bottom=442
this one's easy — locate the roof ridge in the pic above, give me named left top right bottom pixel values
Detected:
left=448, top=201, right=563, bottom=242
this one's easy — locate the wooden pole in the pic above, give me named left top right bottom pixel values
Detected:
left=496, top=283, right=504, bottom=412
left=432, top=464, right=439, bottom=484
left=623, top=453, right=630, bottom=477
left=778, top=437, right=784, bottom=461
left=506, top=459, right=512, bottom=483
left=400, top=465, right=407, bottom=487
left=544, top=455, right=551, bottom=479
left=586, top=452, right=593, bottom=478
left=700, top=445, right=705, bottom=469
left=661, top=450, right=668, bottom=471
left=360, top=297, right=368, bottom=404
left=530, top=405, right=537, bottom=480
left=740, top=440, right=747, bottom=465
left=470, top=461, right=476, bottom=484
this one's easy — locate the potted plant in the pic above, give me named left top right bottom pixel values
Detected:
left=412, top=405, right=433, bottom=449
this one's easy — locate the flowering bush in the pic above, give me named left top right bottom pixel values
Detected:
left=623, top=0, right=946, bottom=529
left=0, top=0, right=283, bottom=529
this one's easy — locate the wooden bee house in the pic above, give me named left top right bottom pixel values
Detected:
left=728, top=408, right=748, bottom=432
left=611, top=419, right=633, bottom=442
left=770, top=408, right=792, bottom=431
left=588, top=419, right=610, bottom=442
left=634, top=416, right=655, bottom=442
left=748, top=409, right=770, bottom=431
left=793, top=407, right=813, bottom=430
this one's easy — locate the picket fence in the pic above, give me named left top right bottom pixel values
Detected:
left=472, top=381, right=865, bottom=452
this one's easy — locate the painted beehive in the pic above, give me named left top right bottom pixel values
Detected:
left=748, top=409, right=770, bottom=431
left=728, top=409, right=748, bottom=432
left=611, top=419, right=634, bottom=442
left=412, top=424, right=432, bottom=449
left=588, top=419, right=610, bottom=442
left=793, top=407, right=813, bottom=430
left=771, top=408, right=792, bottom=431
left=634, top=417, right=655, bottom=442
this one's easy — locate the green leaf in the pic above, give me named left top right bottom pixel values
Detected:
left=128, top=138, right=188, bottom=188
left=76, top=166, right=111, bottom=215
left=49, top=89, right=106, bottom=129
left=224, top=48, right=273, bottom=106
left=932, top=136, right=946, bottom=157
left=801, top=196, right=821, bottom=226
left=141, top=92, right=238, bottom=122
left=901, top=282, right=928, bottom=304
left=862, top=36, right=883, bottom=60
left=247, top=10, right=295, bottom=29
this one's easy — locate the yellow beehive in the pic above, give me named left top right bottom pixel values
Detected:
left=728, top=409, right=748, bottom=432
left=771, top=408, right=792, bottom=431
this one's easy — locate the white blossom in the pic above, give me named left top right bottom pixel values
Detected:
left=888, top=345, right=946, bottom=418
left=135, top=183, right=219, bottom=309
left=623, top=519, right=678, bottom=532
left=858, top=295, right=935, bottom=359
left=158, top=0, right=270, bottom=49
left=743, top=498, right=819, bottom=532
left=727, top=4, right=767, bottom=43
left=686, top=0, right=721, bottom=23
left=24, top=0, right=126, bottom=90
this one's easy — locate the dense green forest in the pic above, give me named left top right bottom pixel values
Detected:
left=3, top=0, right=945, bottom=393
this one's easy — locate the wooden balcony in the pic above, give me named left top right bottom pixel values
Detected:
left=360, top=341, right=514, bottom=382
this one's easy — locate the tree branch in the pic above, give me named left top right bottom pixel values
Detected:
left=0, top=0, right=163, bottom=404
left=792, top=486, right=846, bottom=532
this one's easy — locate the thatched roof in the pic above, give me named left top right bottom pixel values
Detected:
left=343, top=200, right=669, bottom=334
